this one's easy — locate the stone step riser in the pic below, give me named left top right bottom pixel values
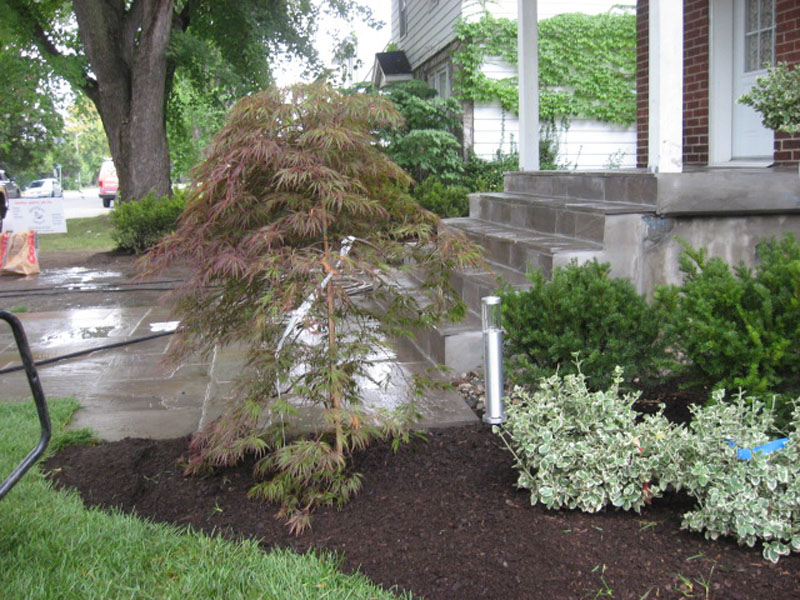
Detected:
left=449, top=268, right=531, bottom=316
left=411, top=323, right=484, bottom=374
left=464, top=229, right=555, bottom=276
left=375, top=269, right=486, bottom=372
left=413, top=170, right=661, bottom=372
left=504, top=171, right=658, bottom=205
left=470, top=195, right=607, bottom=244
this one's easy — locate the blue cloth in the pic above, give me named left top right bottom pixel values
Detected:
left=726, top=438, right=790, bottom=460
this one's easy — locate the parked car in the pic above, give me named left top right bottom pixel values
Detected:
left=22, top=177, right=62, bottom=198
left=0, top=170, right=21, bottom=230
left=98, top=158, right=118, bottom=207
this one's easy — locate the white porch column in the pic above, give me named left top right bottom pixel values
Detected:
left=648, top=1, right=684, bottom=173
left=518, top=0, right=539, bottom=171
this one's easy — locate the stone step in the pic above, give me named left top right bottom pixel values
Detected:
left=375, top=269, right=485, bottom=373
left=443, top=217, right=604, bottom=277
left=469, top=192, right=655, bottom=243
left=412, top=312, right=484, bottom=374
left=384, top=264, right=531, bottom=373
left=449, top=259, right=532, bottom=316
left=504, top=170, right=658, bottom=205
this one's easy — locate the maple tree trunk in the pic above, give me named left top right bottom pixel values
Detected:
left=74, top=0, right=173, bottom=201
left=323, top=228, right=344, bottom=457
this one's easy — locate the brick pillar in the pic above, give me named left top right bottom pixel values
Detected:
left=683, top=0, right=709, bottom=165
left=774, top=0, right=800, bottom=166
left=636, top=0, right=649, bottom=168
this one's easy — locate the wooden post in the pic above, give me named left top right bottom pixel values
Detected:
left=518, top=0, right=539, bottom=171
left=648, top=1, right=684, bottom=173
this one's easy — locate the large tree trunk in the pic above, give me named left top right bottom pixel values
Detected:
left=73, top=0, right=173, bottom=201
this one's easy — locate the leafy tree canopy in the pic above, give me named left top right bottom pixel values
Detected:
left=0, top=40, right=65, bottom=180
left=50, top=96, right=110, bottom=188
left=1, top=0, right=379, bottom=200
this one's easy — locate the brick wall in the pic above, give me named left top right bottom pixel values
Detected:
left=774, top=0, right=800, bottom=165
left=636, top=0, right=800, bottom=168
left=636, top=0, right=648, bottom=167
left=682, top=0, right=709, bottom=165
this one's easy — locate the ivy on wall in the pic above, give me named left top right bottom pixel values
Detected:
left=452, top=10, right=637, bottom=126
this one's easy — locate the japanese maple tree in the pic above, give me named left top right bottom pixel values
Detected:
left=141, top=83, right=481, bottom=532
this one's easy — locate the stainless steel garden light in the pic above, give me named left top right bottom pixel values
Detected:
left=481, top=296, right=505, bottom=424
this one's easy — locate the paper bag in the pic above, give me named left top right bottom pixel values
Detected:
left=0, top=230, right=40, bottom=276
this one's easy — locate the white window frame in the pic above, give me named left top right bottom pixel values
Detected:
left=428, top=65, right=450, bottom=98
left=743, top=0, right=775, bottom=73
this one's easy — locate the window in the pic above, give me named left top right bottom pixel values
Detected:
left=428, top=66, right=450, bottom=98
left=744, top=0, right=775, bottom=72
left=399, top=0, right=408, bottom=38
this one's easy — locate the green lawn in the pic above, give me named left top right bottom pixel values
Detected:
left=0, top=399, right=404, bottom=599
left=37, top=215, right=116, bottom=253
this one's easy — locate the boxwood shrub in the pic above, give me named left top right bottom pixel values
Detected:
left=499, top=260, right=662, bottom=389
left=112, top=190, right=187, bottom=254
left=654, top=235, right=800, bottom=402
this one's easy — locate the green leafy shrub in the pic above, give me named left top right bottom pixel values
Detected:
left=463, top=150, right=519, bottom=193
left=379, top=80, right=465, bottom=186
left=676, top=391, right=800, bottom=562
left=500, top=260, right=662, bottom=389
left=381, top=80, right=462, bottom=133
left=496, top=367, right=682, bottom=513
left=387, top=129, right=464, bottom=185
left=413, top=178, right=469, bottom=218
left=111, top=190, right=187, bottom=254
left=654, top=236, right=800, bottom=398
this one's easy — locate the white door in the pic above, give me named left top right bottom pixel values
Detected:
left=731, top=0, right=775, bottom=160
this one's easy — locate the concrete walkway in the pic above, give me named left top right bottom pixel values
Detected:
left=0, top=268, right=477, bottom=441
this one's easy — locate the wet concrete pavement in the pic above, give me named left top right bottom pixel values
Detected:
left=0, top=264, right=477, bottom=441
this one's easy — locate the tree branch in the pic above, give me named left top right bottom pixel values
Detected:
left=7, top=0, right=100, bottom=97
left=176, top=0, right=200, bottom=31
left=123, top=0, right=146, bottom=66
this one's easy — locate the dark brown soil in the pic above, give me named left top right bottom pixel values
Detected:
left=45, top=414, right=800, bottom=600
left=38, top=249, right=137, bottom=271
left=32, top=250, right=800, bottom=598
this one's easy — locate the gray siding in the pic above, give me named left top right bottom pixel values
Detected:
left=393, top=0, right=461, bottom=68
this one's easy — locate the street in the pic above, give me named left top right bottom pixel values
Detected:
left=62, top=187, right=112, bottom=220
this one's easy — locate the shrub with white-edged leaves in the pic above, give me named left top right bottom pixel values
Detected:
left=677, top=392, right=800, bottom=563
left=495, top=366, right=684, bottom=514
left=495, top=369, right=800, bottom=562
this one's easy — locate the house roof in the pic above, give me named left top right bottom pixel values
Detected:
left=375, top=51, right=412, bottom=75
left=372, top=51, right=413, bottom=88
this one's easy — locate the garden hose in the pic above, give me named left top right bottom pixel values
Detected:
left=0, top=329, right=181, bottom=377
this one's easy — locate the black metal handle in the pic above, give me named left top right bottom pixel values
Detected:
left=0, top=310, right=51, bottom=500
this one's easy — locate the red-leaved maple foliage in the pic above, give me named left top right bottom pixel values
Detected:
left=140, top=83, right=482, bottom=532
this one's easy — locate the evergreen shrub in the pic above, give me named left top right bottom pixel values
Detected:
left=676, top=392, right=800, bottom=563
left=654, top=235, right=800, bottom=401
left=500, top=260, right=661, bottom=389
left=413, top=178, right=469, bottom=218
left=111, top=190, right=187, bottom=254
left=496, top=367, right=682, bottom=513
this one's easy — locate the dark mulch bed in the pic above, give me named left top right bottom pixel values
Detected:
left=44, top=381, right=800, bottom=600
